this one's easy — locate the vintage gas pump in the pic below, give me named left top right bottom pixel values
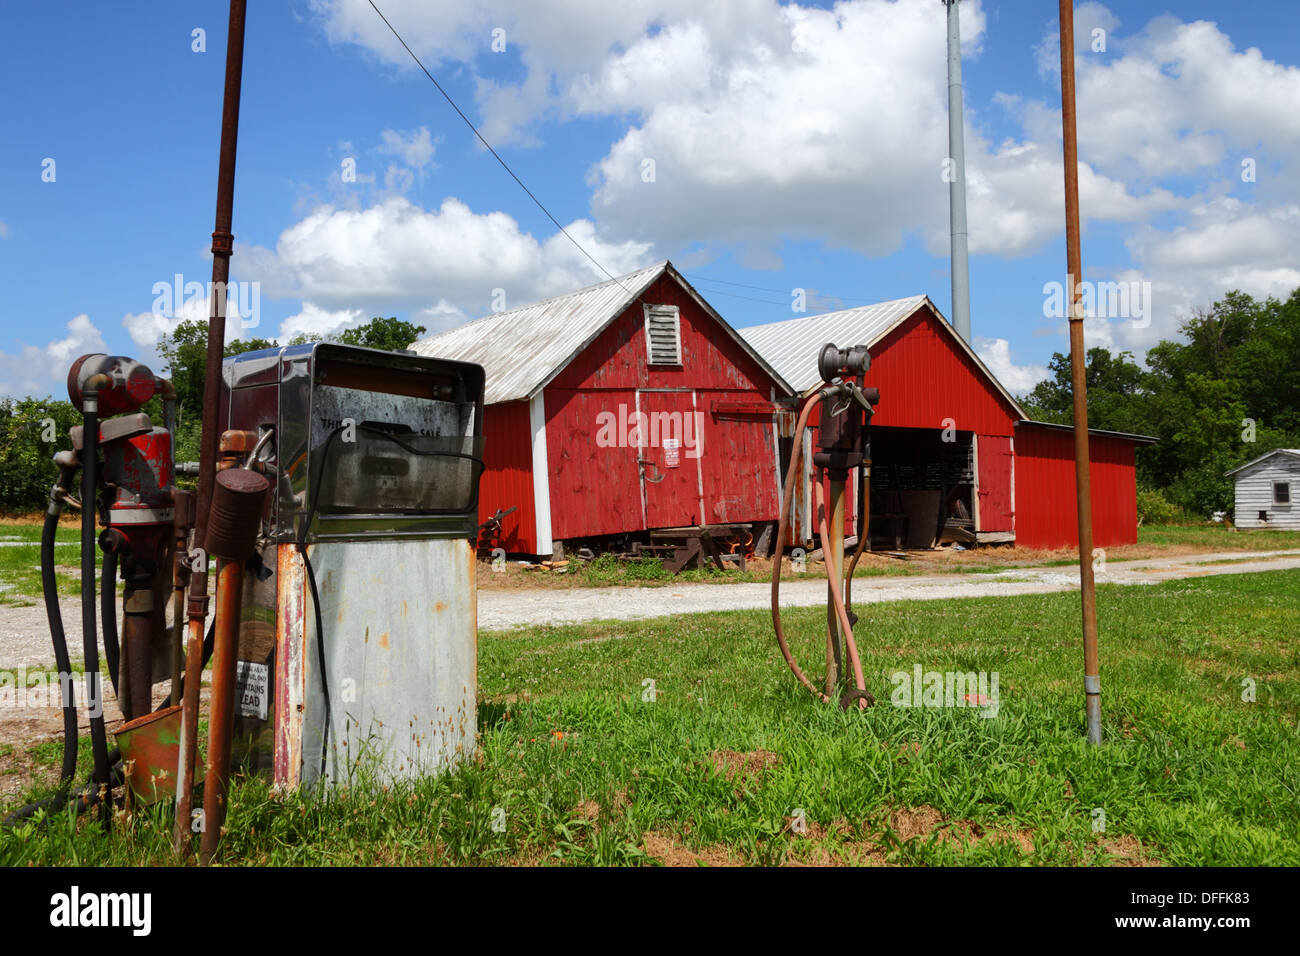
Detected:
left=218, top=342, right=485, bottom=790
left=1, top=353, right=187, bottom=829
left=771, top=343, right=879, bottom=710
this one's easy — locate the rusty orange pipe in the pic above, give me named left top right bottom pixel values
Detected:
left=771, top=390, right=831, bottom=704
left=199, top=557, right=245, bottom=864
left=815, top=479, right=868, bottom=709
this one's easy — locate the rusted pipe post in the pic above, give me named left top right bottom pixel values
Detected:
left=199, top=558, right=244, bottom=864
left=176, top=0, right=248, bottom=853
left=199, top=466, right=270, bottom=864
left=826, top=476, right=846, bottom=697
left=1058, top=0, right=1102, bottom=746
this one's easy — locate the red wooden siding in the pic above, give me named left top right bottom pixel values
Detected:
left=543, top=274, right=785, bottom=541
left=1014, top=426, right=1139, bottom=549
left=700, top=390, right=781, bottom=524
left=477, top=400, right=537, bottom=553
left=976, top=434, right=1015, bottom=532
left=863, top=310, right=1020, bottom=436
left=639, top=390, right=702, bottom=528
left=545, top=388, right=643, bottom=540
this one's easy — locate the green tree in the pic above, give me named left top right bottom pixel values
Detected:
left=336, top=317, right=426, bottom=352
left=0, top=397, right=81, bottom=512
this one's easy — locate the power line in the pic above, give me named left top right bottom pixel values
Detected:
left=366, top=0, right=627, bottom=292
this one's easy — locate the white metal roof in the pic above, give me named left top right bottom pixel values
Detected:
left=1225, top=448, right=1300, bottom=477
left=411, top=260, right=792, bottom=405
left=738, top=295, right=1026, bottom=418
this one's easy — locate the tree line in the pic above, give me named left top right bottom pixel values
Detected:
left=1020, top=287, right=1300, bottom=519
left=0, top=317, right=425, bottom=513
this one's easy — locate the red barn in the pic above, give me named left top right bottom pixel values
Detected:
left=411, top=261, right=793, bottom=556
left=740, top=297, right=1154, bottom=551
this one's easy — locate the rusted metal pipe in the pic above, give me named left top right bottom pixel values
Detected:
left=771, top=391, right=832, bottom=704
left=199, top=558, right=245, bottom=864
left=825, top=475, right=846, bottom=697
left=199, top=466, right=270, bottom=863
left=176, top=0, right=248, bottom=854
left=1059, top=0, right=1102, bottom=746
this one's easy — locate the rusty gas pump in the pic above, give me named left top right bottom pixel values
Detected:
left=1, top=354, right=190, bottom=828
left=771, top=343, right=879, bottom=710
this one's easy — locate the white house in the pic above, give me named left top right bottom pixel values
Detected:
left=1226, top=449, right=1300, bottom=529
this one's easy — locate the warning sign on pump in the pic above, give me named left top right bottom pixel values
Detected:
left=236, top=661, right=269, bottom=720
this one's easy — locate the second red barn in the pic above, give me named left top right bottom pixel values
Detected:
left=740, top=297, right=1154, bottom=551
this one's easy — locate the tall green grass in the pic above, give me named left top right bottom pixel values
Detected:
left=2, top=569, right=1297, bottom=866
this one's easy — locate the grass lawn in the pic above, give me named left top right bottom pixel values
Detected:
left=2, top=567, right=1296, bottom=866
left=0, top=520, right=82, bottom=607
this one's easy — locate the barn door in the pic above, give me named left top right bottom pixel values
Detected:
left=637, top=390, right=703, bottom=529
left=976, top=434, right=1014, bottom=532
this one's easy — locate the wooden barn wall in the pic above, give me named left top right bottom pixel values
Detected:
left=476, top=399, right=537, bottom=553
left=863, top=310, right=1020, bottom=436
left=1014, top=427, right=1139, bottom=550
left=544, top=274, right=784, bottom=540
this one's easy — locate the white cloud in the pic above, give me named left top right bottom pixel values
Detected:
left=241, top=195, right=653, bottom=317
left=377, top=126, right=436, bottom=170
left=975, top=336, right=1048, bottom=394
left=414, top=299, right=470, bottom=336
left=0, top=221, right=9, bottom=238
left=0, top=314, right=107, bottom=399
left=277, top=303, right=366, bottom=342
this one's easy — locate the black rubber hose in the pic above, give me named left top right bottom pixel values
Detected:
left=100, top=548, right=120, bottom=698
left=2, top=618, right=216, bottom=828
left=80, top=399, right=112, bottom=829
left=40, top=498, right=79, bottom=815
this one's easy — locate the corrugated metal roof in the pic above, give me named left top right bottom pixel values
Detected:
left=411, top=262, right=666, bottom=404
left=1017, top=420, right=1158, bottom=444
left=739, top=295, right=1026, bottom=417
left=1225, top=448, right=1300, bottom=477
left=738, top=295, right=927, bottom=393
left=412, top=260, right=793, bottom=405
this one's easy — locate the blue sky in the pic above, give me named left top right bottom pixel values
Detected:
left=2, top=0, right=1298, bottom=399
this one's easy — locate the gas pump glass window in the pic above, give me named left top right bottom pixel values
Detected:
left=302, top=352, right=483, bottom=517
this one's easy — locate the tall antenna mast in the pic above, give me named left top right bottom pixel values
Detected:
left=944, top=0, right=972, bottom=343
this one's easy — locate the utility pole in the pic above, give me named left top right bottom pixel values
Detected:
left=176, top=0, right=248, bottom=853
left=1058, top=0, right=1102, bottom=746
left=943, top=0, right=971, bottom=343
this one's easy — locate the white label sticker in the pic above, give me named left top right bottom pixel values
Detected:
left=663, top=438, right=680, bottom=468
left=236, top=661, right=269, bottom=720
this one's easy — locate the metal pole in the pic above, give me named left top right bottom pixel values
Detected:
left=1058, top=0, right=1102, bottom=746
left=176, top=0, right=247, bottom=853
left=827, top=477, right=847, bottom=696
left=944, top=0, right=971, bottom=343
left=200, top=558, right=245, bottom=864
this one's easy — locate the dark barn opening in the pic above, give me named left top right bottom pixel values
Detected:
left=868, top=425, right=975, bottom=549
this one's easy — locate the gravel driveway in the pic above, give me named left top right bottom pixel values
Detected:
left=4, top=550, right=1298, bottom=667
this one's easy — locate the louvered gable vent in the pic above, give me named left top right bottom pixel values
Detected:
left=644, top=304, right=682, bottom=366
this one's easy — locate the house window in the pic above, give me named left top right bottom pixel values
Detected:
left=644, top=304, right=682, bottom=366
left=1275, top=481, right=1291, bottom=505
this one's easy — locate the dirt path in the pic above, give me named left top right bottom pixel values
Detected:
left=3, top=551, right=1297, bottom=668
left=475, top=549, right=1300, bottom=630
